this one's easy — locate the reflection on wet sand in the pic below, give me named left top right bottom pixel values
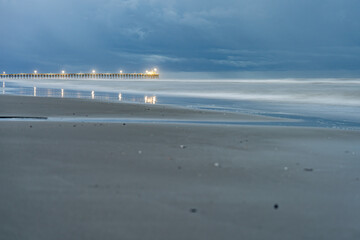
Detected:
left=61, top=89, right=64, bottom=98
left=2, top=81, right=4, bottom=94
left=118, top=93, right=122, bottom=101
left=91, top=90, right=95, bottom=99
left=33, top=87, right=36, bottom=97
left=144, top=96, right=157, bottom=104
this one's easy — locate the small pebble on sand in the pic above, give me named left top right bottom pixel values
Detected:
left=180, top=145, right=186, bottom=149
left=190, top=208, right=197, bottom=213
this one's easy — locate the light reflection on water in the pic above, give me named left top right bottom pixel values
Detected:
left=1, top=81, right=157, bottom=104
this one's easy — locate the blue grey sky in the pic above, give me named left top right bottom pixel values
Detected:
left=1, top=0, right=360, bottom=76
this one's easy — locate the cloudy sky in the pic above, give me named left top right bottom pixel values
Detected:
left=1, top=0, right=360, bottom=76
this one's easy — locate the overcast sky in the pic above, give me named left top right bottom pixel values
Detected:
left=1, top=0, right=360, bottom=76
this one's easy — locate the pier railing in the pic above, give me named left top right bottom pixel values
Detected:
left=0, top=73, right=159, bottom=80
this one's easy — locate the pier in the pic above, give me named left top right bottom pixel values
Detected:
left=0, top=71, right=159, bottom=80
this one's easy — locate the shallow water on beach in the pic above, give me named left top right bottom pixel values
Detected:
left=1, top=79, right=360, bottom=130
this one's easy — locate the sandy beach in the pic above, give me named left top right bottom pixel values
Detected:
left=0, top=94, right=359, bottom=240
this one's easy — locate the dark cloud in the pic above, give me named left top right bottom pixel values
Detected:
left=1, top=0, right=360, bottom=75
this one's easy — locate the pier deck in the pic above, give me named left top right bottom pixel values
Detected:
left=0, top=72, right=159, bottom=80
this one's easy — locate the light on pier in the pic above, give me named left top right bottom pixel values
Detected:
left=92, top=70, right=96, bottom=74
left=2, top=72, right=5, bottom=74
left=61, top=70, right=65, bottom=74
left=145, top=68, right=157, bottom=75
left=34, top=70, right=37, bottom=74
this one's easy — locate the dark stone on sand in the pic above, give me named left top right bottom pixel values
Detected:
left=274, top=204, right=279, bottom=209
left=190, top=208, right=197, bottom=213
left=304, top=168, right=313, bottom=172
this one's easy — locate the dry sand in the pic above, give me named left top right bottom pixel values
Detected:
left=0, top=95, right=359, bottom=240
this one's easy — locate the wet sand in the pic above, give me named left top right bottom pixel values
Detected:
left=0, top=95, right=360, bottom=239
left=0, top=95, right=288, bottom=121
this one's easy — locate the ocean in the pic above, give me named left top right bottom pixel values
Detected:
left=2, top=78, right=360, bottom=129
